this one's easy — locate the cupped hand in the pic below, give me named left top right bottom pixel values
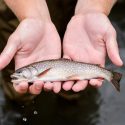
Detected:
left=0, top=18, right=61, bottom=94
left=63, top=12, right=123, bottom=92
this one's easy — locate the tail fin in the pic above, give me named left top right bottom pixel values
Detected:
left=111, top=72, right=122, bottom=92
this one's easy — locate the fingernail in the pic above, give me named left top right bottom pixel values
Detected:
left=35, top=84, right=41, bottom=90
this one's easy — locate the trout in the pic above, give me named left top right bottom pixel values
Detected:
left=11, top=59, right=122, bottom=91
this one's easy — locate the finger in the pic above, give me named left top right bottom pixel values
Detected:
left=105, top=27, right=123, bottom=66
left=29, top=82, right=43, bottom=95
left=72, top=80, right=88, bottom=92
left=89, top=79, right=103, bottom=87
left=34, top=81, right=44, bottom=90
left=53, top=82, right=61, bottom=93
left=0, top=34, right=20, bottom=70
left=13, top=82, right=28, bottom=94
left=62, top=81, right=74, bottom=91
left=44, top=82, right=53, bottom=91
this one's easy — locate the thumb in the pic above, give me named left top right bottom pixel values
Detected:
left=105, top=27, right=123, bottom=66
left=0, top=34, right=20, bottom=70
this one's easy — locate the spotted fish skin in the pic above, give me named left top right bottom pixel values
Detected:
left=11, top=59, right=122, bottom=91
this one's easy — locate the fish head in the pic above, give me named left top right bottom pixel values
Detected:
left=11, top=68, right=32, bottom=84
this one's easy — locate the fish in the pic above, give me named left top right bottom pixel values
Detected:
left=11, top=59, right=122, bottom=91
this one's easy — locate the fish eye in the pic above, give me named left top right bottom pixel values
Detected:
left=16, top=70, right=22, bottom=74
left=16, top=68, right=26, bottom=74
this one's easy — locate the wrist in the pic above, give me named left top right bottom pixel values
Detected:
left=4, top=0, right=51, bottom=21
left=19, top=0, right=51, bottom=21
left=75, top=0, right=117, bottom=16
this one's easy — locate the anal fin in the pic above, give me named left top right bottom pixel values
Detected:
left=67, top=75, right=82, bottom=80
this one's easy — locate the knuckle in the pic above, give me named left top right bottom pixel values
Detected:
left=9, top=32, right=20, bottom=42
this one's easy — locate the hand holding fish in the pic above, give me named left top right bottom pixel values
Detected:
left=63, top=12, right=123, bottom=92
left=0, top=18, right=61, bottom=94
left=0, top=0, right=63, bottom=95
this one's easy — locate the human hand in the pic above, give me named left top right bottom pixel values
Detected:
left=63, top=13, right=123, bottom=92
left=0, top=18, right=61, bottom=94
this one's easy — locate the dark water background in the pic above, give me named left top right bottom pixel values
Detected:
left=0, top=1, right=125, bottom=125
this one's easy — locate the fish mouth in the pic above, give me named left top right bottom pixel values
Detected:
left=10, top=73, right=28, bottom=84
left=11, top=73, right=20, bottom=79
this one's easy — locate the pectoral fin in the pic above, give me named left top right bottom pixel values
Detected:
left=38, top=68, right=51, bottom=78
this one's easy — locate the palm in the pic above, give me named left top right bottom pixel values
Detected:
left=14, top=19, right=61, bottom=69
left=64, top=13, right=112, bottom=65
left=63, top=13, right=122, bottom=91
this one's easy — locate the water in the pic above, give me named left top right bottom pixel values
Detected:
left=33, top=111, right=38, bottom=115
left=0, top=1, right=125, bottom=125
left=22, top=117, right=27, bottom=122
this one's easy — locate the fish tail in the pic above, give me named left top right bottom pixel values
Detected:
left=111, top=72, right=122, bottom=92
